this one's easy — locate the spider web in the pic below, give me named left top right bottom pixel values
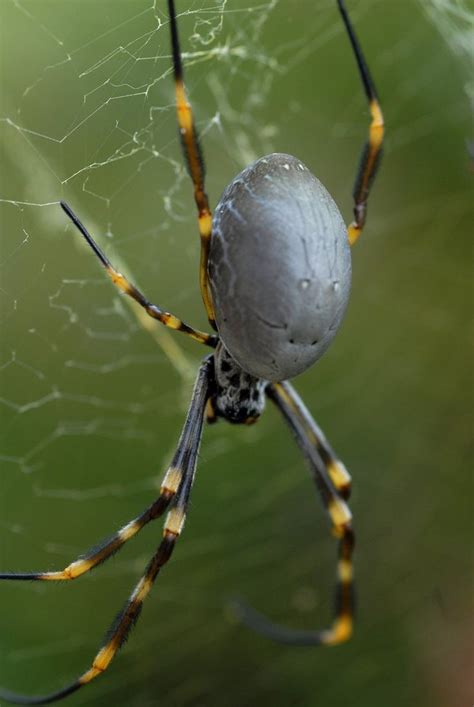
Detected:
left=0, top=2, right=472, bottom=707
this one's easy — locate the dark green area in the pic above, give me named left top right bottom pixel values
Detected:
left=0, top=2, right=472, bottom=707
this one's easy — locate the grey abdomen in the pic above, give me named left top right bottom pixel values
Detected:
left=208, top=153, right=351, bottom=381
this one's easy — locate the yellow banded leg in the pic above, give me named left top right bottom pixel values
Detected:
left=59, top=362, right=209, bottom=699
left=337, top=0, right=385, bottom=246
left=0, top=491, right=173, bottom=583
left=231, top=382, right=354, bottom=646
left=320, top=527, right=355, bottom=646
left=0, top=458, right=190, bottom=584
left=347, top=98, right=384, bottom=246
left=0, top=355, right=213, bottom=587
left=0, top=355, right=214, bottom=587
left=0, top=360, right=212, bottom=706
left=274, top=381, right=352, bottom=499
left=0, top=538, right=182, bottom=704
left=77, top=533, right=178, bottom=688
left=60, top=202, right=217, bottom=348
left=234, top=524, right=355, bottom=647
left=168, top=0, right=216, bottom=328
left=269, top=382, right=352, bottom=533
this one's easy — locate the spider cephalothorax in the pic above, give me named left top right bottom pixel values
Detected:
left=212, top=343, right=267, bottom=424
left=0, top=0, right=384, bottom=703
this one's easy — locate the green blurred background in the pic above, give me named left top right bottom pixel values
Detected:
left=0, top=1, right=472, bottom=706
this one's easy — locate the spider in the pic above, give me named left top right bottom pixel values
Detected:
left=0, top=1, right=384, bottom=703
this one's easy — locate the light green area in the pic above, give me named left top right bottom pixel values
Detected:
left=0, top=2, right=472, bottom=707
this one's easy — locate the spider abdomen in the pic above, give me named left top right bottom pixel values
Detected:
left=208, top=153, right=351, bottom=381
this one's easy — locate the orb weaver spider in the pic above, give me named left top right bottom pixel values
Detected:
left=0, top=0, right=384, bottom=703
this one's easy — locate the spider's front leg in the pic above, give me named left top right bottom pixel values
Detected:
left=0, top=357, right=214, bottom=705
left=234, top=380, right=354, bottom=647
left=274, top=382, right=352, bottom=499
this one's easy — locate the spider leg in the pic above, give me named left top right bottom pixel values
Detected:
left=0, top=356, right=212, bottom=582
left=274, top=382, right=352, bottom=499
left=0, top=494, right=170, bottom=582
left=233, top=381, right=354, bottom=647
left=338, top=0, right=384, bottom=246
left=60, top=202, right=217, bottom=348
left=0, top=358, right=213, bottom=705
left=167, top=0, right=216, bottom=329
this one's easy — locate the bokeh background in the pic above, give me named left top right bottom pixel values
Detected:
left=0, top=1, right=472, bottom=706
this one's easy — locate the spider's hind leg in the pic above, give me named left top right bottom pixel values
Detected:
left=337, top=0, right=384, bottom=246
left=167, top=0, right=216, bottom=328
